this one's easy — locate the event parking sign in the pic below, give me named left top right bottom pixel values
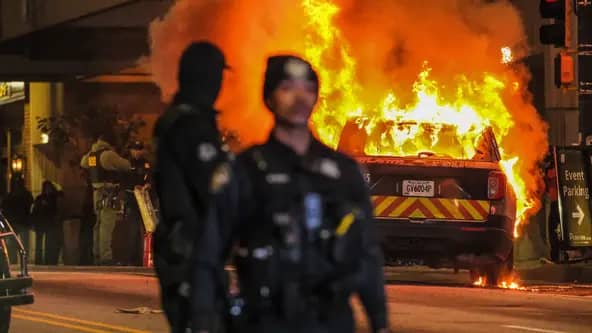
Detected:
left=555, top=148, right=592, bottom=247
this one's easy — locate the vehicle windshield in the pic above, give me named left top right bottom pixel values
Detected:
left=337, top=119, right=499, bottom=162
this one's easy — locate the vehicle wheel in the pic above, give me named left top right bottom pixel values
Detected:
left=485, top=251, right=514, bottom=287
left=469, top=268, right=481, bottom=282
left=0, top=306, right=10, bottom=333
left=0, top=240, right=11, bottom=333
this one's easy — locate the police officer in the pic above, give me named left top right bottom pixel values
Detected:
left=153, top=41, right=232, bottom=333
left=230, top=55, right=389, bottom=333
left=81, top=133, right=131, bottom=265
left=122, top=140, right=151, bottom=266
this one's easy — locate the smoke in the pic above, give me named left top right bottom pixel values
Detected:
left=149, top=0, right=548, bottom=221
left=149, top=0, right=310, bottom=142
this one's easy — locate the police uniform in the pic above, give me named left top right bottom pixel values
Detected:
left=153, top=41, right=232, bottom=333
left=122, top=141, right=151, bottom=266
left=227, top=52, right=386, bottom=333
left=80, top=138, right=131, bottom=265
left=232, top=135, right=388, bottom=333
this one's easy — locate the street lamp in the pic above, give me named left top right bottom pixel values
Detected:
left=11, top=155, right=24, bottom=174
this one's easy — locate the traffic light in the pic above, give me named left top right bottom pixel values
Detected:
left=539, top=0, right=567, bottom=47
left=554, top=53, right=574, bottom=87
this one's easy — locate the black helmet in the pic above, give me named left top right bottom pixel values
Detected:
left=176, top=41, right=231, bottom=107
left=178, top=41, right=230, bottom=85
left=263, top=55, right=319, bottom=104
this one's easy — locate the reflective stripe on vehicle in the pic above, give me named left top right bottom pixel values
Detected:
left=371, top=196, right=490, bottom=221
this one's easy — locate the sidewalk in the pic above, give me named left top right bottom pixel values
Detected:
left=516, top=259, right=592, bottom=284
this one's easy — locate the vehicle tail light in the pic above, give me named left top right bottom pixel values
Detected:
left=488, top=171, right=506, bottom=200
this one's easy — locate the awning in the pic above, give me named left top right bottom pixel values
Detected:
left=0, top=82, right=25, bottom=106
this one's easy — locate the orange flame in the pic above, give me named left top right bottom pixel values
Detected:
left=299, top=0, right=545, bottom=236
left=473, top=276, right=487, bottom=287
left=501, top=46, right=513, bottom=64
left=498, top=280, right=525, bottom=290
left=149, top=0, right=549, bottom=234
left=473, top=275, right=525, bottom=290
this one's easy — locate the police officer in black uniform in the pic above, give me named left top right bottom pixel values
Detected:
left=153, top=41, right=232, bottom=333
left=230, top=55, right=389, bottom=333
left=122, top=140, right=151, bottom=266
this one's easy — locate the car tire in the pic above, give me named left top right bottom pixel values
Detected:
left=0, top=241, right=11, bottom=333
left=470, top=248, right=514, bottom=287
left=0, top=306, right=10, bottom=333
left=485, top=250, right=514, bottom=286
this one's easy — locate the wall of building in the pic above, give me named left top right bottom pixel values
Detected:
left=0, top=100, right=25, bottom=196
left=64, top=81, right=164, bottom=147
left=25, top=83, right=63, bottom=196
left=0, top=0, right=136, bottom=41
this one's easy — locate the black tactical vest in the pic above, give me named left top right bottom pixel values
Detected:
left=88, top=149, right=120, bottom=184
left=234, top=144, right=365, bottom=320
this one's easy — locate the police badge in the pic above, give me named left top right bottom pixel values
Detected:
left=284, top=58, right=309, bottom=80
left=210, top=162, right=231, bottom=193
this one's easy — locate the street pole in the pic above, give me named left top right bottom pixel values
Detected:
left=578, top=0, right=592, bottom=145
left=5, top=130, right=11, bottom=193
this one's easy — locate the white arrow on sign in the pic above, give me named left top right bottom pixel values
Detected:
left=572, top=204, right=586, bottom=226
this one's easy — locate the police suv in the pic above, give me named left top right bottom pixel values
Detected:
left=338, top=120, right=517, bottom=286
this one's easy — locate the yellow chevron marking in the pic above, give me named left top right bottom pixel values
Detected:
left=390, top=197, right=416, bottom=217
left=479, top=201, right=490, bottom=214
left=439, top=199, right=464, bottom=219
left=418, top=198, right=443, bottom=219
left=374, top=196, right=395, bottom=216
left=408, top=208, right=426, bottom=218
left=460, top=200, right=482, bottom=220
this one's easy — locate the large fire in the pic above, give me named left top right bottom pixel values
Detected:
left=300, top=0, right=540, bottom=236
left=149, top=0, right=549, bottom=236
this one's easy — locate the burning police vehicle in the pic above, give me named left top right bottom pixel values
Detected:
left=338, top=119, right=517, bottom=286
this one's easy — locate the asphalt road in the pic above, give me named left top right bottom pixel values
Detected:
left=7, top=269, right=592, bottom=333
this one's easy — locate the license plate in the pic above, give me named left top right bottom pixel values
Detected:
left=402, top=180, right=435, bottom=197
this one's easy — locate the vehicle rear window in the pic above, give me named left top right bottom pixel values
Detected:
left=338, top=120, right=498, bottom=162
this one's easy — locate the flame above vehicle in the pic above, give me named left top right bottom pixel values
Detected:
left=300, top=0, right=545, bottom=237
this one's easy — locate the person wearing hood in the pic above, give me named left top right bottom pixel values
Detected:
left=152, top=41, right=233, bottom=333
left=80, top=132, right=131, bottom=265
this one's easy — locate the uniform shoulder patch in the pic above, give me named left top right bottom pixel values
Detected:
left=319, top=158, right=341, bottom=179
left=198, top=142, right=218, bottom=162
left=266, top=173, right=290, bottom=184
left=88, top=156, right=97, bottom=167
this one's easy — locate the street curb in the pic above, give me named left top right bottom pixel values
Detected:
left=517, top=263, right=592, bottom=284
left=18, top=264, right=155, bottom=275
left=19, top=263, right=592, bottom=284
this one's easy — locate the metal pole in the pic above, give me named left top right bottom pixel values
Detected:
left=5, top=130, right=11, bottom=193
left=578, top=0, right=592, bottom=145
